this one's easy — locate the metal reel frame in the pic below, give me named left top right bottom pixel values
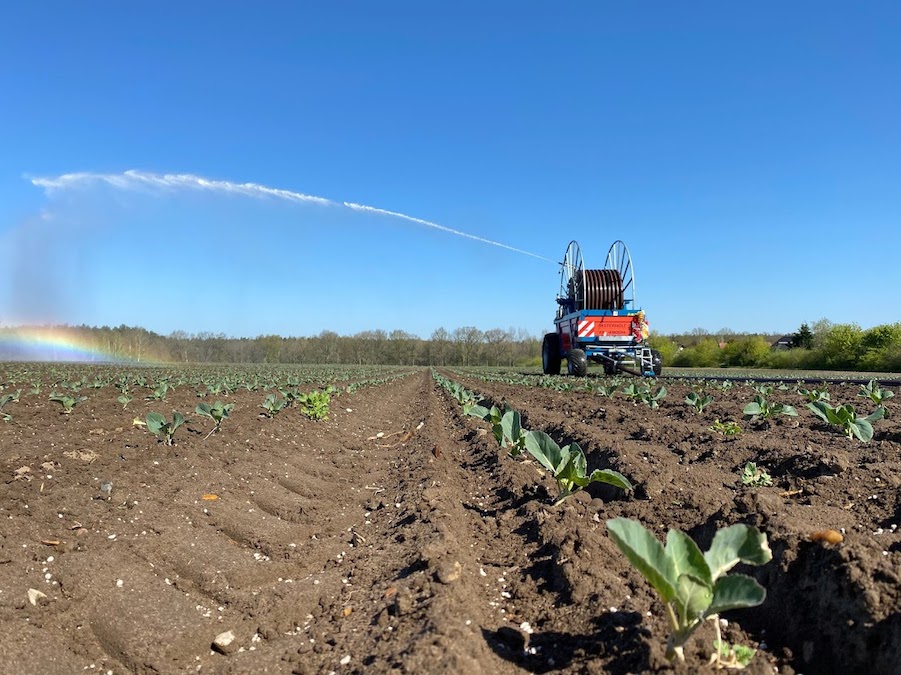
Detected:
left=604, top=240, right=636, bottom=309
left=558, top=240, right=585, bottom=313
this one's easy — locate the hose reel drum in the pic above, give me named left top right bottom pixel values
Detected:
left=558, top=240, right=635, bottom=316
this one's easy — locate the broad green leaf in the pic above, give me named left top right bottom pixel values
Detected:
left=501, top=410, right=521, bottom=447
left=676, top=573, right=713, bottom=624
left=666, top=530, right=712, bottom=588
left=525, top=430, right=563, bottom=473
left=606, top=518, right=676, bottom=602
left=742, top=402, right=762, bottom=416
left=466, top=404, right=491, bottom=420
left=586, top=468, right=633, bottom=491
left=563, top=443, right=587, bottom=479
left=850, top=419, right=873, bottom=442
left=704, top=525, right=772, bottom=580
left=864, top=406, right=885, bottom=423
left=707, top=574, right=767, bottom=615
left=196, top=402, right=212, bottom=417
left=145, top=412, right=165, bottom=434
left=487, top=405, right=502, bottom=425
left=492, top=422, right=505, bottom=446
left=806, top=401, right=831, bottom=424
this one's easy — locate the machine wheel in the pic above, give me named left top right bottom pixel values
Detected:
left=651, top=349, right=663, bottom=377
left=542, top=333, right=562, bottom=374
left=568, top=349, right=588, bottom=377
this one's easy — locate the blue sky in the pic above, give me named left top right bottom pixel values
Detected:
left=1, top=2, right=899, bottom=339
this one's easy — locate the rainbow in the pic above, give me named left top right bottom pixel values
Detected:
left=0, top=325, right=168, bottom=364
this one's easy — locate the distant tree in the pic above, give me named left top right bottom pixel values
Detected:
left=453, top=326, right=484, bottom=366
left=483, top=328, right=510, bottom=366
left=821, top=323, right=863, bottom=368
left=792, top=323, right=814, bottom=349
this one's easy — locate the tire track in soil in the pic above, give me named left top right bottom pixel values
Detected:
left=3, top=371, right=642, bottom=674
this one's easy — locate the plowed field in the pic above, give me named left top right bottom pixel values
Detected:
left=1, top=369, right=898, bottom=674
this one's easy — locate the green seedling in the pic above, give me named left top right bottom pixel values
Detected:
left=593, top=381, right=620, bottom=398
left=195, top=400, right=234, bottom=438
left=145, top=411, right=187, bottom=445
left=496, top=409, right=527, bottom=457
left=260, top=393, right=287, bottom=417
left=685, top=391, right=714, bottom=413
left=524, top=430, right=632, bottom=505
left=146, top=382, right=169, bottom=401
left=298, top=390, right=330, bottom=421
left=621, top=382, right=642, bottom=401
left=606, top=518, right=771, bottom=663
left=466, top=403, right=528, bottom=457
left=752, top=383, right=773, bottom=397
left=49, top=392, right=88, bottom=414
left=807, top=401, right=885, bottom=442
left=0, top=393, right=16, bottom=422
left=117, top=392, right=133, bottom=409
left=859, top=379, right=894, bottom=407
left=798, top=386, right=830, bottom=403
left=740, top=462, right=773, bottom=487
left=709, top=419, right=741, bottom=436
left=712, top=639, right=757, bottom=669
left=465, top=402, right=499, bottom=423
left=742, top=396, right=797, bottom=422
left=639, top=385, right=667, bottom=409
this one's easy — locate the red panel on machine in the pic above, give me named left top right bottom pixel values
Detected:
left=577, top=315, right=635, bottom=338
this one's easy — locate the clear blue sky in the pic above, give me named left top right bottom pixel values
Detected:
left=1, top=2, right=899, bottom=339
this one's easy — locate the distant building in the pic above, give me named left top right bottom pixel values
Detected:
left=771, top=335, right=794, bottom=350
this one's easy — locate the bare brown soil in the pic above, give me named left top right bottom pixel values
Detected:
left=0, top=370, right=898, bottom=675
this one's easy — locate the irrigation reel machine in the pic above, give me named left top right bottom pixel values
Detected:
left=543, top=240, right=662, bottom=377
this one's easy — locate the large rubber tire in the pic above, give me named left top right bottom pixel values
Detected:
left=568, top=348, right=589, bottom=377
left=542, top=333, right=562, bottom=374
left=651, top=349, right=663, bottom=377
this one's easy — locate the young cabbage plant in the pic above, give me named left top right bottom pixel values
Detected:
left=298, top=390, right=330, bottom=421
left=806, top=401, right=885, bottom=442
left=709, top=419, right=742, bottom=436
left=49, top=392, right=88, bottom=414
left=260, top=393, right=287, bottom=418
left=621, top=382, right=642, bottom=402
left=595, top=382, right=620, bottom=398
left=742, top=396, right=797, bottom=422
left=685, top=391, right=714, bottom=413
left=145, top=411, right=187, bottom=445
left=639, top=385, right=667, bottom=409
left=495, top=409, right=527, bottom=457
left=195, top=400, right=234, bottom=438
left=712, top=640, right=757, bottom=669
left=798, top=386, right=830, bottom=403
left=146, top=382, right=169, bottom=401
left=117, top=392, right=133, bottom=409
left=740, top=462, right=773, bottom=487
left=606, top=518, right=772, bottom=663
left=858, top=380, right=894, bottom=407
left=524, top=431, right=632, bottom=505
left=0, top=393, right=16, bottom=422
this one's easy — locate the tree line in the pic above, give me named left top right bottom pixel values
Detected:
left=648, top=320, right=901, bottom=373
left=0, top=324, right=540, bottom=366
left=3, top=320, right=899, bottom=373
